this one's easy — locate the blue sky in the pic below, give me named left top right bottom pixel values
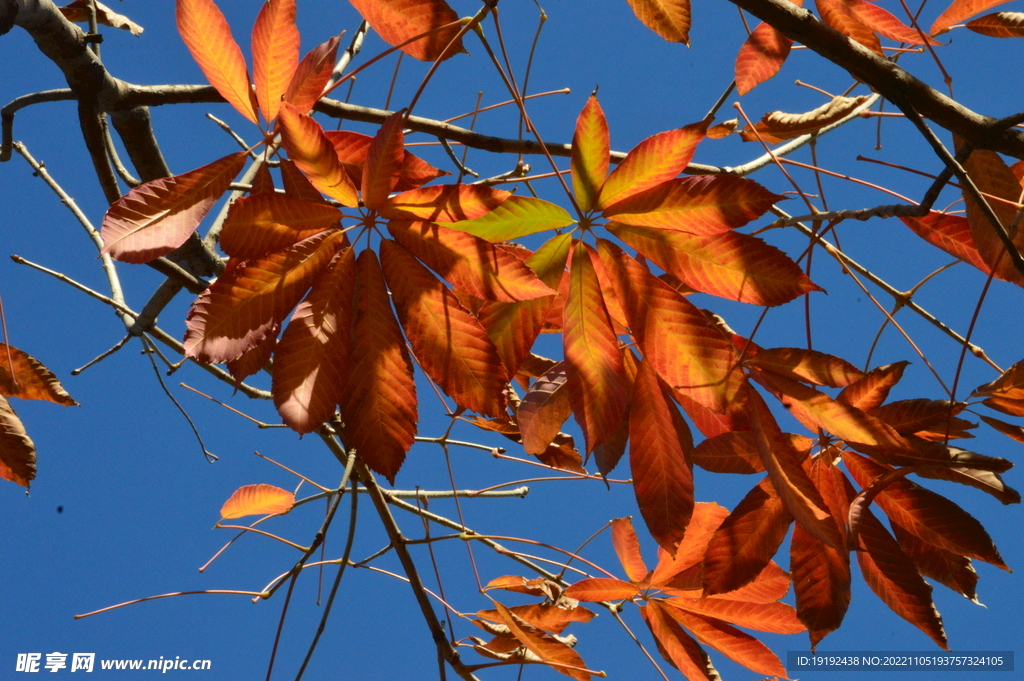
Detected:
left=1, top=0, right=1022, bottom=679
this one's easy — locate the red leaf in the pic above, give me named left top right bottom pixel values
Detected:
left=381, top=239, right=507, bottom=417
left=816, top=0, right=883, bottom=54
left=650, top=502, right=731, bottom=586
left=277, top=103, right=359, bottom=206
left=891, top=521, right=979, bottom=602
left=931, top=0, right=1013, bottom=34
left=735, top=20, right=794, bottom=95
left=837, top=361, right=909, bottom=410
left=219, top=193, right=342, bottom=260
left=184, top=230, right=345, bottom=363
left=0, top=344, right=78, bottom=405
left=610, top=222, right=819, bottom=306
left=746, top=347, right=863, bottom=387
left=666, top=597, right=805, bottom=634
left=340, top=250, right=417, bottom=483
left=272, top=248, right=356, bottom=433
left=846, top=0, right=938, bottom=44
left=691, top=431, right=765, bottom=474
left=325, top=130, right=449, bottom=192
left=641, top=602, right=719, bottom=681
left=900, top=212, right=995, bottom=277
left=611, top=517, right=651, bottom=584
left=362, top=112, right=407, bottom=211
left=380, top=184, right=510, bottom=222
left=572, top=94, right=610, bottom=213
left=630, top=359, right=695, bottom=554
left=959, top=146, right=1024, bottom=286
left=598, top=123, right=707, bottom=210
left=517, top=362, right=572, bottom=455
left=176, top=0, right=258, bottom=123
left=0, top=397, right=35, bottom=487
left=872, top=399, right=974, bottom=439
left=346, top=0, right=465, bottom=62
left=252, top=0, right=299, bottom=124
left=493, top=602, right=592, bottom=681
left=563, top=244, right=629, bottom=452
left=660, top=604, right=788, bottom=678
left=101, top=152, right=246, bottom=263
left=285, top=35, right=340, bottom=115
left=227, top=322, right=277, bottom=384
left=967, top=11, right=1024, bottom=36
left=624, top=0, right=692, bottom=45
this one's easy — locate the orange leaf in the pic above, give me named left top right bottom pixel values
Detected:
left=572, top=94, right=610, bottom=213
left=563, top=244, right=629, bottom=452
left=660, top=604, right=788, bottom=678
left=219, top=193, right=342, bottom=260
left=227, top=322, right=277, bottom=385
left=563, top=577, right=641, bottom=602
left=931, top=0, right=1013, bottom=34
left=967, top=11, right=1024, bottom=36
left=517, top=362, right=572, bottom=455
left=611, top=517, right=651, bottom=584
left=624, top=0, right=692, bottom=45
left=735, top=20, right=793, bottom=95
left=252, top=0, right=299, bottom=124
left=980, top=414, right=1024, bottom=443
left=362, top=112, right=407, bottom=211
left=272, top=248, right=356, bottom=434
left=277, top=103, right=359, bottom=206
left=493, top=602, right=591, bottom=681
left=915, top=466, right=1020, bottom=505
left=846, top=0, right=939, bottom=44
left=900, top=212, right=994, bottom=276
left=747, top=347, right=863, bottom=387
left=664, top=597, right=805, bottom=634
left=691, top=431, right=764, bottom=474
left=341, top=250, right=417, bottom=483
left=630, top=359, right=695, bottom=554
left=891, top=521, right=979, bottom=602
left=959, top=146, right=1024, bottom=286
left=599, top=122, right=706, bottom=210
left=476, top=602, right=595, bottom=635
left=280, top=158, right=327, bottom=203
left=702, top=477, right=793, bottom=596
left=837, top=361, right=909, bottom=410
left=486, top=575, right=556, bottom=597
left=973, top=359, right=1024, bottom=399
left=816, top=0, right=883, bottom=53
left=101, top=152, right=246, bottom=263
left=650, top=502, right=731, bottom=586
left=285, top=35, right=340, bottom=115
left=381, top=184, right=511, bottom=222
left=220, top=483, right=294, bottom=518
left=176, top=0, right=258, bottom=124
left=982, top=395, right=1024, bottom=416
left=603, top=175, right=783, bottom=235
left=871, top=399, right=971, bottom=437
left=0, top=344, right=77, bottom=405
left=381, top=239, right=506, bottom=417
left=640, top=602, right=719, bottom=681
left=324, top=130, right=449, bottom=191
left=346, top=0, right=465, bottom=62
left=598, top=240, right=745, bottom=416
left=610, top=222, right=819, bottom=306
left=0, top=397, right=35, bottom=487
left=184, top=230, right=345, bottom=363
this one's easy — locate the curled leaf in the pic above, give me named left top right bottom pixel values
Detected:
left=740, top=96, right=872, bottom=143
left=220, top=483, right=294, bottom=518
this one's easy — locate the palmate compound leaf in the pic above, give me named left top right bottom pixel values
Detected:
left=101, top=152, right=247, bottom=264
left=609, top=222, right=819, bottom=307
left=0, top=344, right=77, bottom=405
left=285, top=35, right=340, bottom=115
left=277, top=103, right=359, bottom=207
left=184, top=230, right=346, bottom=363
left=967, top=11, right=1024, bottom=36
left=218, top=193, right=342, bottom=260
left=931, top=0, right=1014, bottom=34
left=252, top=0, right=299, bottom=124
left=220, top=483, right=294, bottom=519
left=340, top=249, right=417, bottom=483
left=563, top=243, right=628, bottom=453
left=517, top=362, right=573, bottom=456
left=493, top=602, right=592, bottom=681
left=380, top=239, right=507, bottom=418
left=624, top=0, right=692, bottom=45
left=630, top=359, right=695, bottom=554
left=0, top=396, right=36, bottom=487
left=640, top=602, right=720, bottom=681
left=572, top=95, right=610, bottom=214
left=176, top=0, right=258, bottom=124
left=272, top=247, right=356, bottom=434
left=346, top=0, right=465, bottom=62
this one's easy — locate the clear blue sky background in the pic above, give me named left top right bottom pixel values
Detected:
left=1, top=1, right=1022, bottom=679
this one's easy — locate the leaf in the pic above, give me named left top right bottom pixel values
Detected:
left=563, top=578, right=642, bottom=602
left=563, top=244, right=629, bottom=453
left=665, top=597, right=805, bottom=634
left=444, top=196, right=575, bottom=242
left=746, top=347, right=863, bottom=388
left=219, top=193, right=342, bottom=260
left=381, top=184, right=511, bottom=223
left=735, top=20, right=793, bottom=95
left=891, top=521, right=979, bottom=602
left=272, top=248, right=356, bottom=434
left=285, top=35, right=340, bottom=115
left=610, top=222, right=819, bottom=306
left=959, top=145, right=1024, bottom=286
left=59, top=0, right=143, bottom=35
left=611, top=517, right=650, bottom=584
left=227, top=322, right=277, bottom=385
left=650, top=502, right=731, bottom=586
left=280, top=158, right=327, bottom=204
left=476, top=603, right=596, bottom=635
left=388, top=221, right=555, bottom=302
left=493, top=602, right=591, bottom=681
left=914, top=466, right=1020, bottom=504
left=845, top=0, right=939, bottom=44
left=597, top=240, right=745, bottom=416
left=184, top=231, right=345, bottom=363
left=277, top=103, right=359, bottom=207
left=518, top=362, right=573, bottom=455
left=381, top=240, right=507, bottom=417
left=982, top=395, right=1024, bottom=416
left=176, top=0, right=258, bottom=123
left=340, top=250, right=417, bottom=483
left=691, top=431, right=765, bottom=474
left=843, top=452, right=1009, bottom=570
left=252, top=0, right=299, bottom=124
left=0, top=344, right=77, bottom=405
left=363, top=112, right=407, bottom=211
left=837, top=361, right=909, bottom=410
left=980, top=414, right=1024, bottom=443
left=900, top=212, right=994, bottom=277
left=219, top=483, right=294, bottom=518
left=702, top=476, right=793, bottom=596
left=630, top=359, right=695, bottom=554
left=967, top=11, right=1024, bottom=36
left=101, top=152, right=247, bottom=263
left=871, top=399, right=970, bottom=437
left=603, top=175, right=784, bottom=235
left=346, top=0, right=465, bottom=62
left=660, top=605, right=788, bottom=678
left=0, top=397, right=36, bottom=487
left=599, top=122, right=707, bottom=209
left=931, top=0, right=1013, bottom=34
left=640, top=602, right=720, bottom=681
left=486, top=575, right=557, bottom=597
left=572, top=94, right=610, bottom=213
left=816, top=0, right=883, bottom=54
left=973, top=359, right=1024, bottom=399
left=740, top=95, right=872, bottom=143
left=624, top=0, right=692, bottom=45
